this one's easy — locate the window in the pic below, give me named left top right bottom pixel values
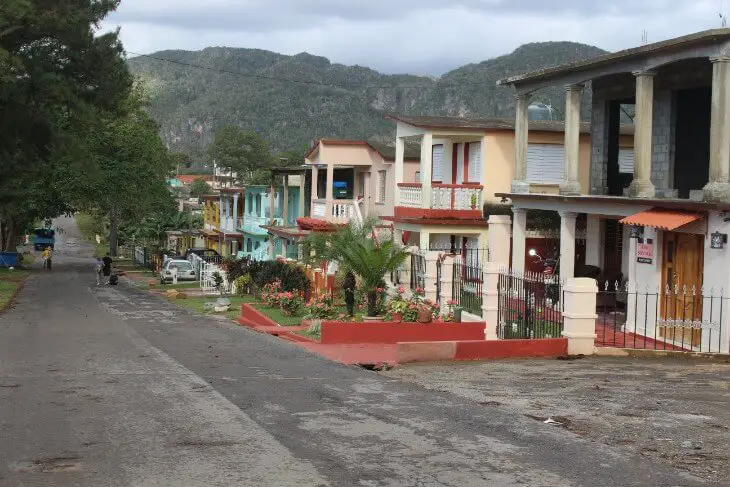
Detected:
left=246, top=238, right=253, bottom=252
left=618, top=148, right=634, bottom=174
left=467, top=142, right=482, bottom=183
left=377, top=170, right=386, bottom=203
left=527, top=144, right=564, bottom=184
left=415, top=171, right=421, bottom=182
left=256, top=194, right=262, bottom=216
left=247, top=194, right=253, bottom=214
left=432, top=144, right=444, bottom=182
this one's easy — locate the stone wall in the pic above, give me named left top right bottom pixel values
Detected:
left=589, top=98, right=609, bottom=195
left=650, top=90, right=675, bottom=192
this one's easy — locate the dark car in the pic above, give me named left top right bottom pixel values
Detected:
left=184, top=248, right=222, bottom=263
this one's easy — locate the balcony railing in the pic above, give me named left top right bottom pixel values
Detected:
left=398, top=183, right=483, bottom=210
left=331, top=200, right=356, bottom=224
left=312, top=199, right=327, bottom=218
left=398, top=183, right=423, bottom=208
left=242, top=215, right=269, bottom=234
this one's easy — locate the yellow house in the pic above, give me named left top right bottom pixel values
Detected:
left=201, top=194, right=221, bottom=252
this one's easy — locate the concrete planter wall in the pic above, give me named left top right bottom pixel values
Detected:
left=320, top=321, right=486, bottom=344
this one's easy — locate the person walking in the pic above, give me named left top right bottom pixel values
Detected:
left=95, top=257, right=104, bottom=285
left=42, top=247, right=53, bottom=270
left=102, top=253, right=113, bottom=284
left=343, top=271, right=356, bottom=317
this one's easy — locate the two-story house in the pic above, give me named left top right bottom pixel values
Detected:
left=497, top=28, right=730, bottom=353
left=217, top=188, right=245, bottom=258
left=240, top=173, right=304, bottom=261
left=303, top=139, right=420, bottom=226
left=201, top=194, right=221, bottom=252
left=383, top=114, right=619, bottom=264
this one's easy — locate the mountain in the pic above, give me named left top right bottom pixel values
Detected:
left=128, top=42, right=608, bottom=163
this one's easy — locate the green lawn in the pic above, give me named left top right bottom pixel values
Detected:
left=169, top=295, right=257, bottom=321
left=253, top=304, right=306, bottom=326
left=0, top=268, right=31, bottom=310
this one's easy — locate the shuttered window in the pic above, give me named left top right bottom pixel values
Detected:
left=468, top=142, right=482, bottom=183
left=527, top=144, right=564, bottom=184
left=377, top=170, right=386, bottom=203
left=618, top=148, right=634, bottom=174
left=432, top=144, right=444, bottom=182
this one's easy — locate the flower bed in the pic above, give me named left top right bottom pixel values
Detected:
left=319, top=320, right=486, bottom=344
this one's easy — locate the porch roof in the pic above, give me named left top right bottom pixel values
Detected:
left=498, top=192, right=730, bottom=213
left=619, top=209, right=704, bottom=231
left=497, top=28, right=730, bottom=89
left=263, top=225, right=310, bottom=238
left=382, top=216, right=489, bottom=227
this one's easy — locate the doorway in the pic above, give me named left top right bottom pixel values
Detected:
left=660, top=232, right=704, bottom=346
left=674, top=87, right=711, bottom=198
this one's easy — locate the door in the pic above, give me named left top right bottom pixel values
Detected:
left=660, top=232, right=704, bottom=347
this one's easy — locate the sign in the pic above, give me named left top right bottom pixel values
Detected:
left=637, top=242, right=653, bottom=264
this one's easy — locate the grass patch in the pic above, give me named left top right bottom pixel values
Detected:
left=0, top=267, right=31, bottom=310
left=293, top=328, right=321, bottom=341
left=253, top=304, right=306, bottom=326
left=157, top=281, right=201, bottom=290
left=169, top=295, right=257, bottom=321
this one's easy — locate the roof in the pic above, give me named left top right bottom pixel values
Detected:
left=263, top=225, right=310, bottom=238
left=619, top=209, right=704, bottom=231
left=200, top=194, right=219, bottom=201
left=176, top=175, right=214, bottom=184
left=219, top=187, right=244, bottom=194
left=496, top=192, right=730, bottom=212
left=388, top=114, right=634, bottom=136
left=498, top=28, right=730, bottom=87
left=304, top=139, right=421, bottom=162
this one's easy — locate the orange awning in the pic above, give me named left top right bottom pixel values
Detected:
left=619, top=208, right=704, bottom=231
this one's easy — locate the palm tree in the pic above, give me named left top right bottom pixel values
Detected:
left=303, top=219, right=409, bottom=317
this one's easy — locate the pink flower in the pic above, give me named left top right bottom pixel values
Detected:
left=447, top=299, right=457, bottom=306
left=376, top=287, right=384, bottom=293
left=397, top=286, right=405, bottom=294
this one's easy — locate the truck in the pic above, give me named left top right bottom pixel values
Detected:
left=33, top=228, right=55, bottom=251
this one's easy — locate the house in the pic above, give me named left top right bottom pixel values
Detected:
left=303, top=139, right=420, bottom=226
left=201, top=194, right=222, bottom=253
left=258, top=168, right=307, bottom=260
left=165, top=230, right=205, bottom=255
left=497, top=28, right=730, bottom=353
left=217, top=188, right=245, bottom=258
left=383, top=114, right=622, bottom=263
left=240, top=173, right=304, bottom=260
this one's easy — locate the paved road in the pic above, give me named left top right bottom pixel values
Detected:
left=0, top=217, right=710, bottom=486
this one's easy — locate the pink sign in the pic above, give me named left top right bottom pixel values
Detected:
left=637, top=243, right=653, bottom=264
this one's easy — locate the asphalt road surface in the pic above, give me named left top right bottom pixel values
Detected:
left=0, top=216, right=711, bottom=486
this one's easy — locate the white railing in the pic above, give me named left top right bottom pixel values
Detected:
left=200, top=260, right=229, bottom=294
left=312, top=199, right=327, bottom=218
left=431, top=184, right=483, bottom=211
left=398, top=184, right=422, bottom=208
left=243, top=215, right=268, bottom=233
left=331, top=201, right=355, bottom=224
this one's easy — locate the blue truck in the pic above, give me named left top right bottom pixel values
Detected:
left=33, top=228, right=56, bottom=251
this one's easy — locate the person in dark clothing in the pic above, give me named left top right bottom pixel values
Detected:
left=102, top=253, right=113, bottom=284
left=343, top=271, right=356, bottom=317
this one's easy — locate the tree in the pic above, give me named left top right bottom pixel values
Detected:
left=188, top=178, right=213, bottom=198
left=275, top=145, right=309, bottom=167
left=303, top=219, right=409, bottom=317
left=208, top=126, right=271, bottom=185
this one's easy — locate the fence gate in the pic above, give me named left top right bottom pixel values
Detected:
left=452, top=259, right=483, bottom=317
left=410, top=251, right=426, bottom=291
left=200, top=261, right=228, bottom=294
left=497, top=270, right=563, bottom=339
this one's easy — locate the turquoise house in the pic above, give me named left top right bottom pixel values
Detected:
left=239, top=182, right=302, bottom=261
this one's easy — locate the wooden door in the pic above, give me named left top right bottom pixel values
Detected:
left=660, top=232, right=704, bottom=346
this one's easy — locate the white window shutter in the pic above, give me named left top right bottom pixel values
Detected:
left=618, top=148, right=634, bottom=174
left=432, top=144, right=444, bottom=182
left=468, top=142, right=482, bottom=183
left=527, top=144, right=564, bottom=184
left=526, top=144, right=544, bottom=183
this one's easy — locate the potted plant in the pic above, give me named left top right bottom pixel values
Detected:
left=388, top=286, right=408, bottom=322
left=417, top=304, right=433, bottom=323
left=470, top=193, right=478, bottom=210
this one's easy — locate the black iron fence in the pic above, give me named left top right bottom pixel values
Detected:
left=410, top=251, right=426, bottom=291
left=596, top=283, right=728, bottom=354
left=452, top=259, right=483, bottom=317
left=429, top=245, right=489, bottom=267
left=435, top=258, right=442, bottom=307
left=497, top=270, right=563, bottom=339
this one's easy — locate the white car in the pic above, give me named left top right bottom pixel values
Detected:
left=160, top=259, right=196, bottom=284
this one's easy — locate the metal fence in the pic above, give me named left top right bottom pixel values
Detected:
left=596, top=283, right=729, bottom=354
left=429, top=245, right=489, bottom=267
left=410, top=251, right=426, bottom=291
left=452, top=259, right=483, bottom=317
left=497, top=270, right=564, bottom=339
left=435, top=258, right=442, bottom=307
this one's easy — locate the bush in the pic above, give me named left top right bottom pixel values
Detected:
left=305, top=293, right=335, bottom=319
left=224, top=259, right=311, bottom=296
left=261, top=280, right=283, bottom=307
left=277, top=291, right=304, bottom=316
left=232, top=274, right=252, bottom=296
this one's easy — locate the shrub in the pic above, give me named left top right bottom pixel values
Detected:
left=232, top=274, right=252, bottom=296
left=261, top=280, right=283, bottom=307
left=277, top=291, right=304, bottom=316
left=225, top=259, right=311, bottom=297
left=305, top=293, right=335, bottom=319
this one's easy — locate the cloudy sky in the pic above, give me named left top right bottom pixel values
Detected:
left=104, top=0, right=726, bottom=75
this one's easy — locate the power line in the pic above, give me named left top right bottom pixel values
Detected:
left=126, top=51, right=486, bottom=91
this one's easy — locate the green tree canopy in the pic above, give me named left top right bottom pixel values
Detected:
left=188, top=178, right=213, bottom=198
left=208, top=126, right=271, bottom=185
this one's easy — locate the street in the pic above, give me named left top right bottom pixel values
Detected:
left=0, top=217, right=710, bottom=486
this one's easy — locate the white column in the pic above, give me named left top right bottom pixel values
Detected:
left=419, top=230, right=430, bottom=250
left=560, top=84, right=583, bottom=195
left=325, top=164, right=334, bottom=218
left=511, top=208, right=527, bottom=272
left=512, top=92, right=531, bottom=193
left=439, top=254, right=455, bottom=314
left=420, top=133, right=433, bottom=208
left=487, top=215, right=511, bottom=266
left=627, top=71, right=656, bottom=198
left=482, top=261, right=501, bottom=340
left=311, top=166, right=319, bottom=199
left=233, top=193, right=239, bottom=230
left=559, top=211, right=578, bottom=279
left=218, top=198, right=224, bottom=231
left=704, top=57, right=730, bottom=202
left=561, top=278, right=598, bottom=355
left=282, top=175, right=289, bottom=224
left=364, top=171, right=371, bottom=217
left=585, top=215, right=602, bottom=267
left=394, top=136, right=405, bottom=207
left=424, top=251, right=440, bottom=305
left=298, top=171, right=306, bottom=219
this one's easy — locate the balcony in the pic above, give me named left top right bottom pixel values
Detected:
left=311, top=198, right=362, bottom=225
left=397, top=183, right=483, bottom=211
left=220, top=216, right=243, bottom=234
left=242, top=215, right=269, bottom=235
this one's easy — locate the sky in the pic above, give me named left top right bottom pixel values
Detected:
left=103, top=0, right=728, bottom=75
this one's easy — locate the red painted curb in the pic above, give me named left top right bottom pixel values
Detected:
left=454, top=338, right=568, bottom=361
left=320, top=321, right=485, bottom=344
left=240, top=303, right=281, bottom=328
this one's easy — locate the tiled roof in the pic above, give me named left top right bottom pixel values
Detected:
left=619, top=209, right=704, bottom=231
left=304, top=139, right=421, bottom=162
left=177, top=175, right=214, bottom=184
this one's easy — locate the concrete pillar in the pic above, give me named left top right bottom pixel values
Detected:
left=298, top=171, right=306, bottom=219
left=424, top=251, right=440, bottom=305
left=218, top=198, right=224, bottom=231
left=325, top=164, right=335, bottom=217
left=561, top=278, right=598, bottom=355
left=439, top=254, right=455, bottom=314
left=363, top=171, right=371, bottom=217
left=419, top=229, right=431, bottom=250
left=282, top=175, right=289, bottom=224
left=394, top=136, right=405, bottom=206
left=627, top=71, right=656, bottom=198
left=311, top=166, right=319, bottom=199
left=559, top=211, right=578, bottom=279
left=585, top=215, right=602, bottom=268
left=487, top=215, right=511, bottom=265
left=482, top=261, right=501, bottom=340
left=233, top=193, right=239, bottom=230
left=560, top=84, right=584, bottom=195
left=282, top=238, right=288, bottom=259
left=420, top=133, right=433, bottom=208
left=704, top=57, right=730, bottom=202
left=511, top=208, right=527, bottom=272
left=512, top=92, right=531, bottom=193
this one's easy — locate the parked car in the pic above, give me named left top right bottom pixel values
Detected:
left=184, top=248, right=222, bottom=263
left=160, top=259, right=197, bottom=284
